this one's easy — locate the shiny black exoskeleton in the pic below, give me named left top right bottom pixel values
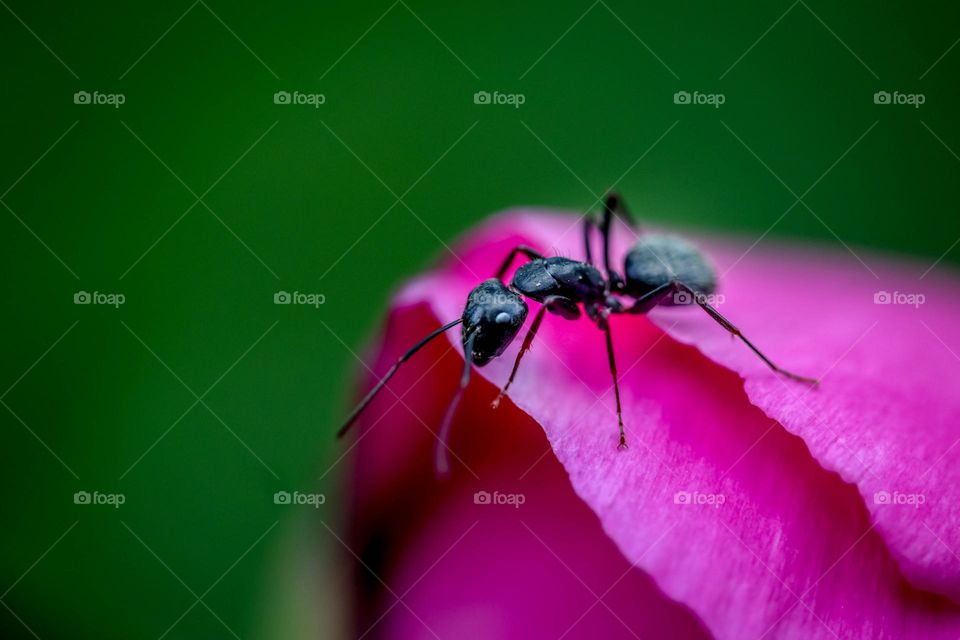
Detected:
left=461, top=279, right=528, bottom=366
left=338, top=193, right=816, bottom=474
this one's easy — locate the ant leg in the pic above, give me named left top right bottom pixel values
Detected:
left=602, top=319, right=629, bottom=449
left=337, top=318, right=463, bottom=437
left=600, top=193, right=636, bottom=290
left=492, top=295, right=578, bottom=409
left=495, top=245, right=545, bottom=281
left=675, top=282, right=819, bottom=385
left=582, top=215, right=596, bottom=265
left=435, top=329, right=477, bottom=476
left=492, top=306, right=545, bottom=409
left=621, top=281, right=674, bottom=314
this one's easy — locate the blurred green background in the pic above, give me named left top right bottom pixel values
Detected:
left=1, top=1, right=958, bottom=638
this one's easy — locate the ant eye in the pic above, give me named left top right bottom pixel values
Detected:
left=494, top=312, right=511, bottom=324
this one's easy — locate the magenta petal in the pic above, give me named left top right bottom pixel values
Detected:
left=384, top=474, right=710, bottom=640
left=378, top=209, right=960, bottom=638
left=646, top=240, right=960, bottom=602
left=349, top=305, right=709, bottom=639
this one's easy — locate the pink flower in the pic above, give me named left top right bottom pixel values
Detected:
left=341, top=208, right=960, bottom=639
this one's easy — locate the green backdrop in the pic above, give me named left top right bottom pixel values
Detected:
left=2, top=1, right=958, bottom=638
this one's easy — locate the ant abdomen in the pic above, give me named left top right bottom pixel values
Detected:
left=622, top=234, right=717, bottom=303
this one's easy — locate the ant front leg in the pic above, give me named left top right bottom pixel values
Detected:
left=674, top=282, right=819, bottom=385
left=495, top=245, right=545, bottom=281
left=492, top=295, right=579, bottom=409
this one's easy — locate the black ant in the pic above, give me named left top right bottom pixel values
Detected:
left=337, top=193, right=817, bottom=472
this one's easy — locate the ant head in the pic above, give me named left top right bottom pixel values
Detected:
left=462, top=279, right=528, bottom=366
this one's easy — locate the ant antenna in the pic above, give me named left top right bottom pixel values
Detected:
left=435, top=328, right=477, bottom=476
left=336, top=318, right=463, bottom=438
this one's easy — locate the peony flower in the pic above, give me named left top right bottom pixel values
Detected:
left=340, top=208, right=960, bottom=639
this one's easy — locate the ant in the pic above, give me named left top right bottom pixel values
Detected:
left=337, top=193, right=817, bottom=473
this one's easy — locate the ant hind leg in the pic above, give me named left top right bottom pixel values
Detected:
left=674, top=282, right=818, bottom=385
left=621, top=281, right=674, bottom=314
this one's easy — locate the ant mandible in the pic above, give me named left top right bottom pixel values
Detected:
left=337, top=193, right=817, bottom=473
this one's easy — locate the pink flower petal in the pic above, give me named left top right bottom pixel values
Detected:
left=346, top=209, right=960, bottom=638
left=650, top=241, right=960, bottom=603
left=416, top=209, right=960, bottom=599
left=347, top=305, right=709, bottom=639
